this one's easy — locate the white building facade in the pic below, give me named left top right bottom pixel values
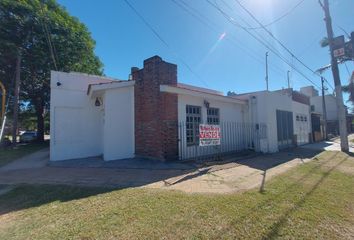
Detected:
left=50, top=56, right=312, bottom=162
left=236, top=89, right=311, bottom=152
left=50, top=71, right=135, bottom=161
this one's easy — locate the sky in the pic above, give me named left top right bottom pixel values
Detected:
left=57, top=0, right=353, bottom=98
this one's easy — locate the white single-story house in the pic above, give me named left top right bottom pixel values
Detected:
left=50, top=56, right=312, bottom=162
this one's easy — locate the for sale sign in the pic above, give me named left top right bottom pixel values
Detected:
left=199, top=124, right=221, bottom=146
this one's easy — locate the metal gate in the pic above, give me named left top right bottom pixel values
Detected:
left=178, top=121, right=267, bottom=161
left=276, top=110, right=294, bottom=149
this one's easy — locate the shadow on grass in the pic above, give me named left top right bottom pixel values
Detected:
left=0, top=184, right=115, bottom=215
left=229, top=151, right=341, bottom=227
left=264, top=154, right=349, bottom=239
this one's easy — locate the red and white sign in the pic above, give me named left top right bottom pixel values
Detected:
left=199, top=124, right=221, bottom=146
left=333, top=48, right=345, bottom=58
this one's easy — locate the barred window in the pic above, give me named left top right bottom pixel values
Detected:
left=186, top=105, right=201, bottom=146
left=207, top=108, right=220, bottom=125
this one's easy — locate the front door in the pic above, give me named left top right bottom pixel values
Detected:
left=276, top=110, right=294, bottom=149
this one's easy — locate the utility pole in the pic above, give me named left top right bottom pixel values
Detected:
left=265, top=52, right=269, bottom=91
left=0, top=81, right=5, bottom=122
left=321, top=77, right=328, bottom=140
left=287, top=70, right=290, bottom=89
left=12, top=52, right=21, bottom=146
left=321, top=0, right=348, bottom=151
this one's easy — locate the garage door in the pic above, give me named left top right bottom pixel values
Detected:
left=276, top=110, right=294, bottom=149
left=295, top=114, right=309, bottom=145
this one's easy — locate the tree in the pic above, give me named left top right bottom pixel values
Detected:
left=227, top=91, right=237, bottom=96
left=320, top=37, right=329, bottom=48
left=342, top=80, right=354, bottom=107
left=0, top=0, right=103, bottom=141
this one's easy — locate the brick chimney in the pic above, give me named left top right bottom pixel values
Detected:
left=132, top=56, right=178, bottom=161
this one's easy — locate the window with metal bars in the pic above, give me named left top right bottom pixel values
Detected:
left=186, top=105, right=201, bottom=146
left=207, top=107, right=220, bottom=125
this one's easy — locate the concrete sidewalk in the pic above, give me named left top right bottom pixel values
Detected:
left=0, top=148, right=49, bottom=171
left=300, top=134, right=354, bottom=153
left=146, top=148, right=318, bottom=193
left=0, top=146, right=321, bottom=194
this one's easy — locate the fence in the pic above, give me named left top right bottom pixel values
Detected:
left=178, top=121, right=267, bottom=161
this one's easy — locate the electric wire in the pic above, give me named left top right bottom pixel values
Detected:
left=233, top=0, right=334, bottom=91
left=246, top=0, right=306, bottom=30
left=170, top=0, right=285, bottom=77
left=344, top=62, right=351, bottom=78
left=206, top=0, right=322, bottom=90
left=39, top=2, right=58, bottom=71
left=177, top=0, right=288, bottom=78
left=124, top=0, right=209, bottom=87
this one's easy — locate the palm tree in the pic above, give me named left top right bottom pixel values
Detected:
left=342, top=73, right=354, bottom=106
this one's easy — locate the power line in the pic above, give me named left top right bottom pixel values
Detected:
left=206, top=0, right=322, bottom=90
left=171, top=0, right=213, bottom=30
left=39, top=2, right=58, bottom=71
left=210, top=1, right=289, bottom=76
left=170, top=1, right=262, bottom=62
left=233, top=0, right=334, bottom=91
left=344, top=62, right=351, bottom=78
left=246, top=0, right=305, bottom=30
left=123, top=0, right=209, bottom=87
left=217, top=1, right=284, bottom=58
left=219, top=0, right=295, bottom=65
left=219, top=0, right=314, bottom=83
left=173, top=0, right=294, bottom=80
left=170, top=0, right=284, bottom=77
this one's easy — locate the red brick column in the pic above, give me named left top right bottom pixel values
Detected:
left=132, top=56, right=178, bottom=161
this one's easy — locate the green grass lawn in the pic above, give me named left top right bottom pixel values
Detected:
left=0, top=151, right=353, bottom=239
left=0, top=141, right=49, bottom=167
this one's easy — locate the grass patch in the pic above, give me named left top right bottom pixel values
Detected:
left=0, top=141, right=49, bottom=167
left=0, top=151, right=353, bottom=239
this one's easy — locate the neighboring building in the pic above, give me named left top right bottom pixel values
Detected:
left=50, top=56, right=313, bottom=162
left=300, top=85, right=353, bottom=136
left=235, top=88, right=311, bottom=152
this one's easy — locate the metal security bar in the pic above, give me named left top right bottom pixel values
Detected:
left=178, top=121, right=267, bottom=161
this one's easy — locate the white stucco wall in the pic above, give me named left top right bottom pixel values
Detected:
left=238, top=91, right=293, bottom=153
left=50, top=71, right=135, bottom=161
left=177, top=94, right=244, bottom=124
left=50, top=71, right=112, bottom=161
left=310, top=95, right=338, bottom=121
left=262, top=91, right=293, bottom=152
left=177, top=94, right=247, bottom=159
left=103, top=87, right=135, bottom=160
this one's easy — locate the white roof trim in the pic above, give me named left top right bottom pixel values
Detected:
left=88, top=81, right=135, bottom=97
left=51, top=70, right=122, bottom=82
left=160, top=85, right=246, bottom=105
